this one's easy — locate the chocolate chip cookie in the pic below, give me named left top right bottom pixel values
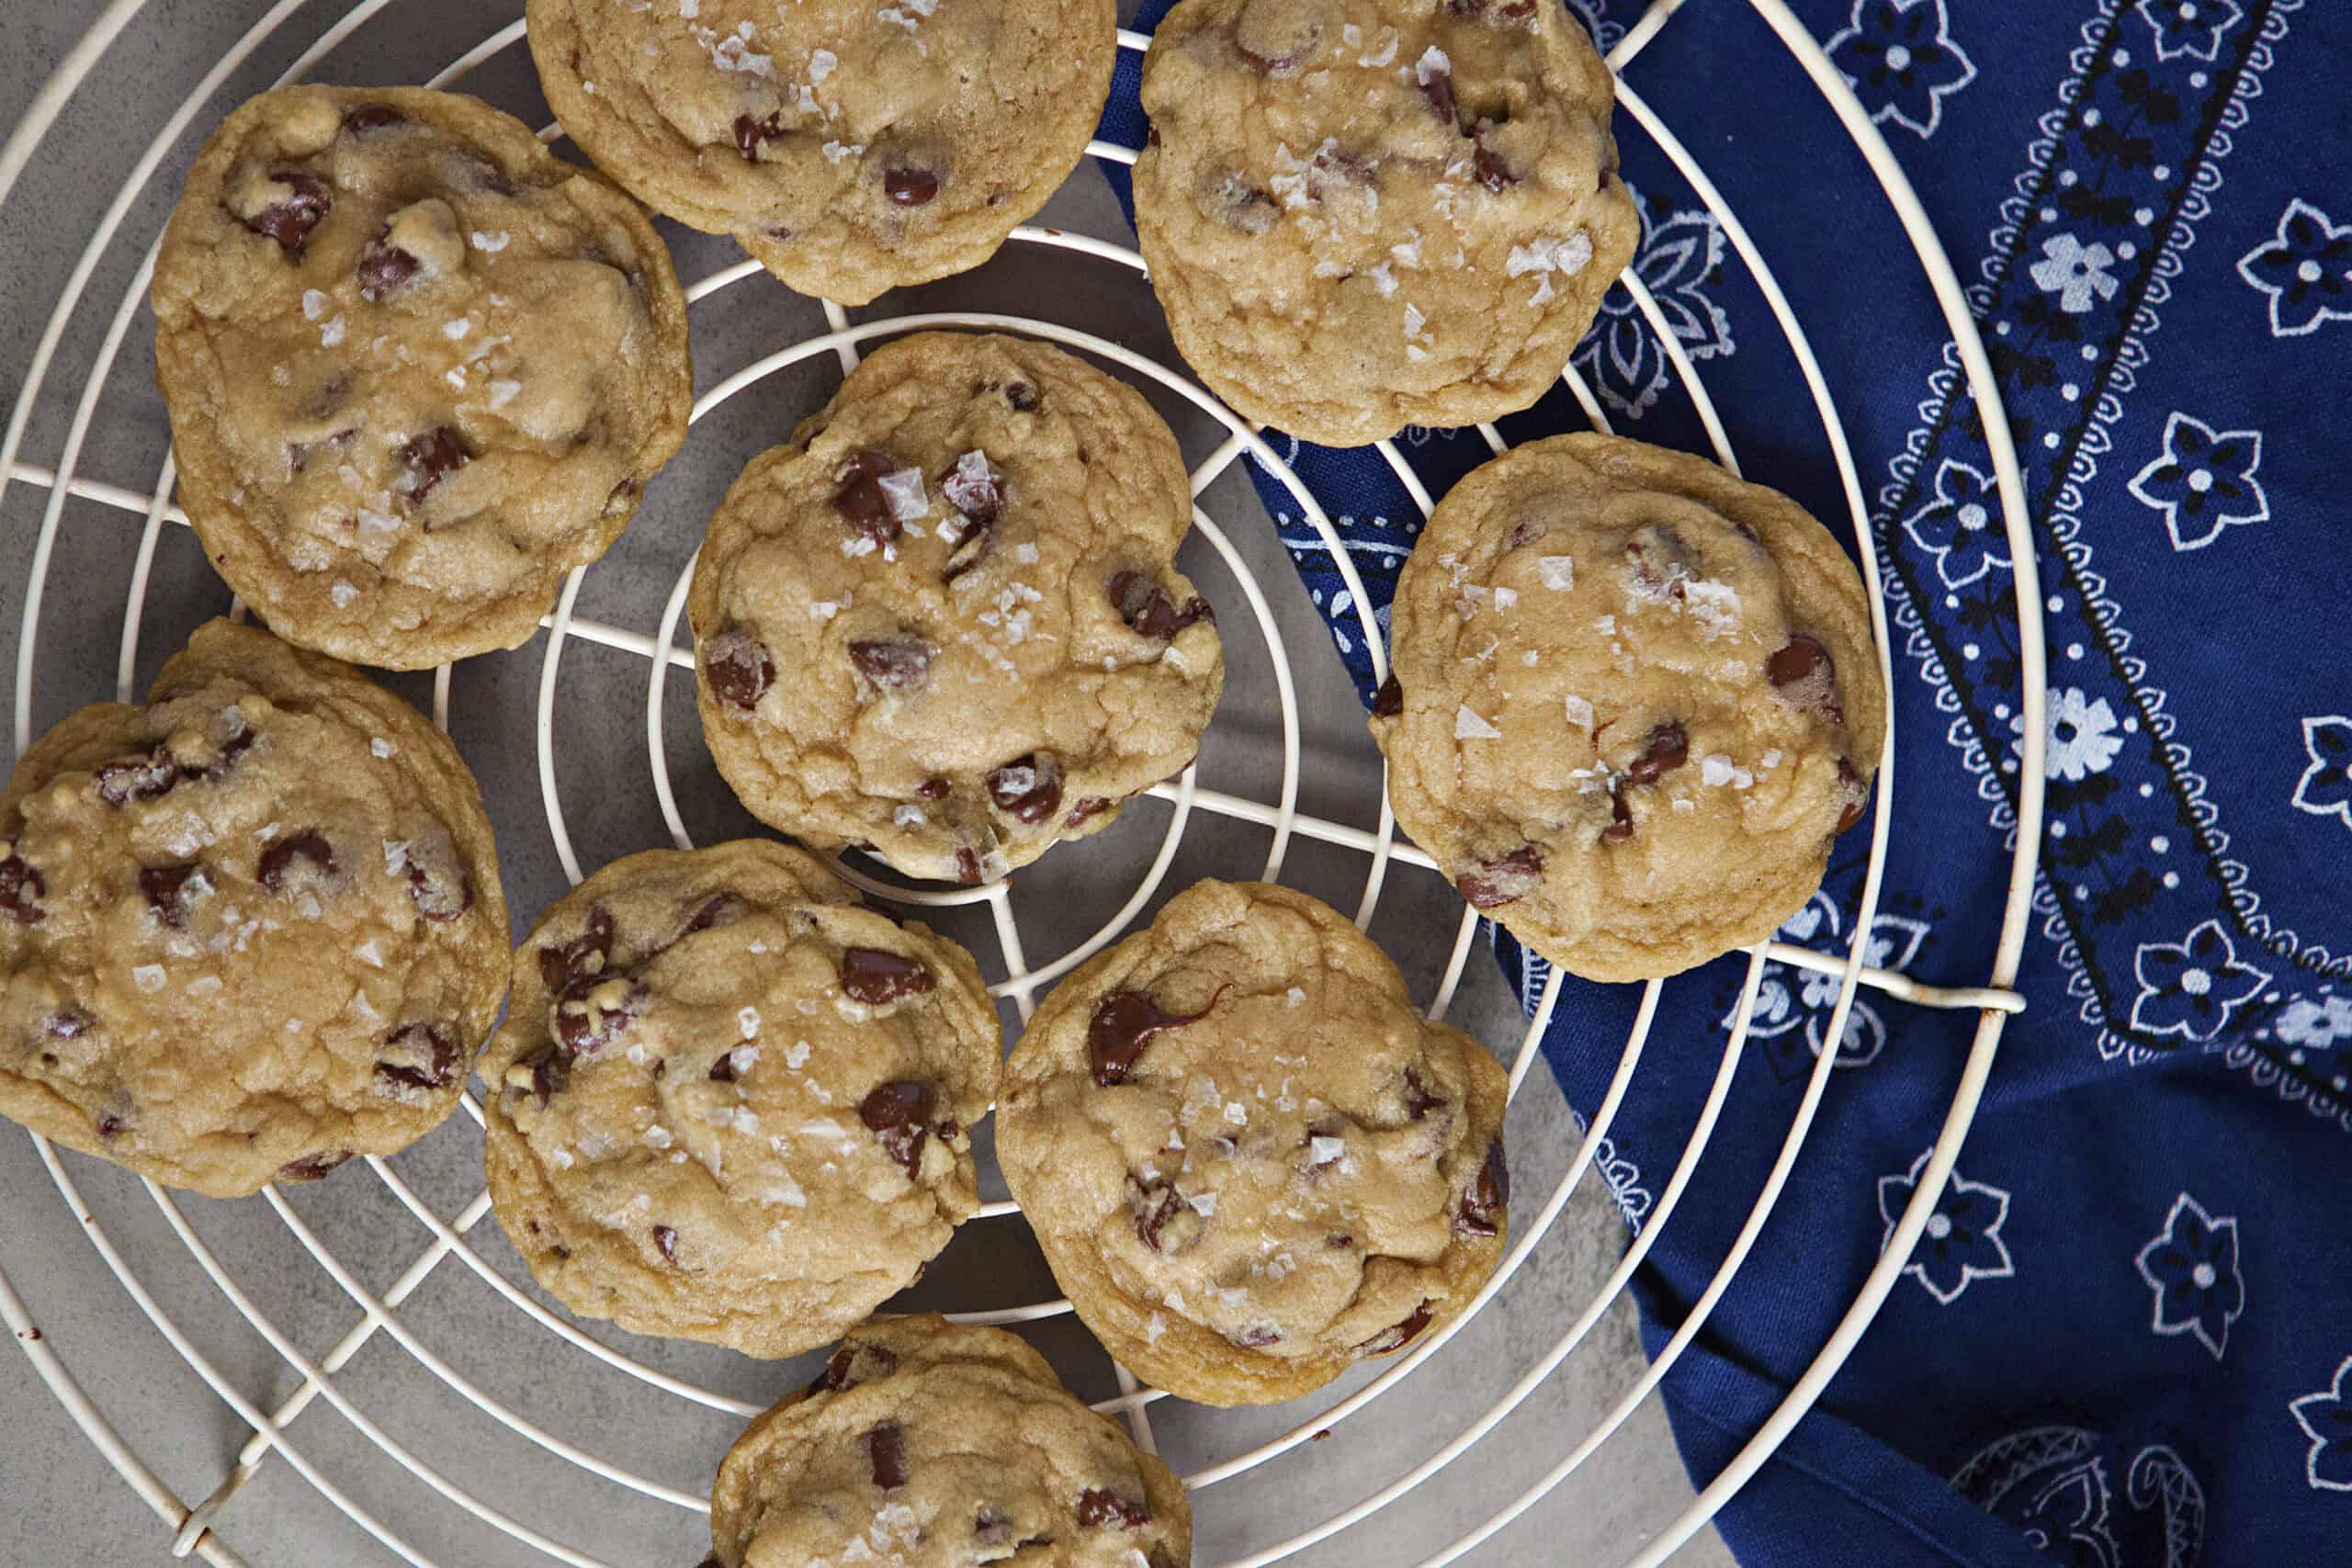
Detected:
left=1371, top=434, right=1887, bottom=982
left=708, top=1314, right=1189, bottom=1568
left=480, top=840, right=1001, bottom=1357
left=1134, top=0, right=1638, bottom=447
left=528, top=0, right=1115, bottom=306
left=0, top=619, right=509, bottom=1198
left=997, top=879, right=1508, bottom=1406
left=688, top=333, right=1222, bottom=886
left=152, top=85, right=692, bottom=670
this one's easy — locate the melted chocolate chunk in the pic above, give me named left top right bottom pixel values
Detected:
left=95, top=748, right=180, bottom=807
left=1357, top=1300, right=1434, bottom=1356
left=1417, top=64, right=1458, bottom=127
left=1623, top=524, right=1692, bottom=601
left=356, top=238, right=420, bottom=300
left=1064, top=795, right=1113, bottom=829
left=95, top=1111, right=125, bottom=1140
left=45, top=1009, right=90, bottom=1040
left=1110, top=570, right=1213, bottom=639
left=918, top=776, right=952, bottom=801
left=1766, top=635, right=1843, bottom=723
left=953, top=847, right=982, bottom=886
left=398, top=426, right=469, bottom=503
left=865, top=1421, right=910, bottom=1489
left=883, top=166, right=939, bottom=206
left=704, top=626, right=775, bottom=711
left=939, top=450, right=1003, bottom=526
left=987, top=753, right=1064, bottom=825
left=278, top=1150, right=351, bottom=1181
left=848, top=637, right=935, bottom=693
left=678, top=894, right=741, bottom=942
left=1372, top=673, right=1403, bottom=717
left=377, top=1022, right=458, bottom=1092
left=137, top=863, right=199, bottom=928
left=733, top=112, right=783, bottom=160
left=516, top=1042, right=568, bottom=1107
left=811, top=1340, right=899, bottom=1394
left=832, top=449, right=902, bottom=544
left=1233, top=1324, right=1283, bottom=1348
left=839, top=948, right=935, bottom=1005
left=1088, top=988, right=1221, bottom=1087
left=552, top=978, right=648, bottom=1056
left=1472, top=140, right=1517, bottom=193
left=406, top=860, right=472, bottom=923
left=859, top=1080, right=937, bottom=1177
left=1602, top=783, right=1635, bottom=842
left=539, top=906, right=616, bottom=998
left=1131, top=1178, right=1197, bottom=1253
left=1626, top=720, right=1689, bottom=785
left=1401, top=1065, right=1448, bottom=1121
left=1074, top=1490, right=1150, bottom=1529
left=340, top=103, right=405, bottom=136
left=257, top=829, right=335, bottom=890
left=241, top=171, right=332, bottom=256
left=1456, top=1140, right=1508, bottom=1236
left=1837, top=756, right=1869, bottom=835
left=1454, top=844, right=1542, bottom=909
left=651, top=1224, right=678, bottom=1264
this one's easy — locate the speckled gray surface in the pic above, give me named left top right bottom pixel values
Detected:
left=0, top=6, right=1733, bottom=1564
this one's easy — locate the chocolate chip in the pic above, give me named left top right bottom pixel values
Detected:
left=848, top=637, right=935, bottom=693
left=1454, top=844, right=1542, bottom=909
left=1372, top=673, right=1403, bottom=717
left=1623, top=524, right=1692, bottom=601
left=953, top=847, right=982, bottom=886
left=516, top=1043, right=568, bottom=1106
left=341, top=103, right=406, bottom=136
left=356, top=238, right=420, bottom=300
left=1456, top=1140, right=1508, bottom=1236
left=140, top=864, right=201, bottom=928
left=1417, top=65, right=1458, bottom=127
left=839, top=948, right=935, bottom=1005
left=1130, top=1178, right=1198, bottom=1253
left=865, top=1421, right=910, bottom=1489
left=398, top=426, right=469, bottom=504
left=1499, top=0, right=1537, bottom=13
left=257, top=829, right=334, bottom=890
left=1602, top=784, right=1635, bottom=841
left=45, top=1009, right=90, bottom=1040
left=704, top=626, right=775, bottom=711
left=242, top=171, right=332, bottom=256
left=1210, top=174, right=1279, bottom=234
left=883, top=167, right=939, bottom=206
left=1074, top=1490, right=1150, bottom=1529
left=1088, top=988, right=1221, bottom=1087
left=1765, top=635, right=1841, bottom=725
left=860, top=1080, right=936, bottom=1177
left=406, top=860, right=473, bottom=923
left=733, top=112, right=783, bottom=160
left=918, top=776, right=951, bottom=800
left=1004, top=381, right=1039, bottom=412
left=1627, top=720, right=1689, bottom=785
left=1473, top=140, right=1517, bottom=193
left=1234, top=1325, right=1283, bottom=1348
left=1065, top=795, right=1112, bottom=829
left=811, top=1340, right=899, bottom=1394
left=1837, top=757, right=1869, bottom=835
left=377, top=1022, right=458, bottom=1092
left=95, top=748, right=180, bottom=807
left=278, top=1150, right=351, bottom=1181
left=539, top=905, right=615, bottom=998
left=552, top=977, right=648, bottom=1056
left=1110, top=570, right=1213, bottom=639
left=678, top=894, right=741, bottom=942
left=1400, top=1065, right=1447, bottom=1121
left=832, top=448, right=902, bottom=544
left=939, top=450, right=1003, bottom=527
left=652, top=1224, right=678, bottom=1264
left=1357, top=1300, right=1434, bottom=1356
left=95, top=1111, right=125, bottom=1140
left=707, top=1051, right=739, bottom=1083
left=988, top=753, right=1064, bottom=825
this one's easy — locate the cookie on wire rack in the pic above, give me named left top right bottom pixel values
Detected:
left=707, top=1314, right=1190, bottom=1568
left=1371, top=433, right=1887, bottom=982
left=1134, top=0, right=1639, bottom=446
left=998, top=878, right=1509, bottom=1406
left=151, top=85, right=692, bottom=670
left=479, top=840, right=1001, bottom=1359
left=0, top=619, right=509, bottom=1198
left=688, top=332, right=1223, bottom=887
left=528, top=0, right=1116, bottom=305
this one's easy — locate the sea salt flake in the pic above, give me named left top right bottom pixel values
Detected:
left=1701, top=754, right=1736, bottom=786
left=1285, top=986, right=1306, bottom=1007
left=370, top=737, right=396, bottom=759
left=1454, top=704, right=1502, bottom=740
left=737, top=1005, right=762, bottom=1038
left=442, top=318, right=471, bottom=341
left=319, top=314, right=346, bottom=346
left=808, top=47, right=837, bottom=81
left=1310, top=1134, right=1346, bottom=1165
left=642, top=1123, right=673, bottom=1149
left=878, top=468, right=928, bottom=521
left=893, top=805, right=926, bottom=828
left=1536, top=555, right=1575, bottom=590
left=1189, top=1191, right=1219, bottom=1216
left=1367, top=259, right=1397, bottom=297
left=330, top=580, right=359, bottom=608
left=1683, top=579, right=1742, bottom=640
left=1672, top=796, right=1697, bottom=813
left=132, top=964, right=166, bottom=993
left=301, top=289, right=330, bottom=321
left=1564, top=694, right=1594, bottom=728
left=1492, top=586, right=1519, bottom=610
left=1415, top=45, right=1451, bottom=82
left=1760, top=748, right=1783, bottom=769
left=488, top=378, right=521, bottom=412
left=784, top=1040, right=812, bottom=1069
left=470, top=230, right=510, bottom=252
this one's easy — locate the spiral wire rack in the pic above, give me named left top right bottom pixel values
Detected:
left=0, top=0, right=2046, bottom=1562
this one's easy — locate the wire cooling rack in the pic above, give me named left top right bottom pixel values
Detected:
left=0, top=0, right=2047, bottom=1563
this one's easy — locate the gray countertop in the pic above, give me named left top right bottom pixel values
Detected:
left=0, top=6, right=1731, bottom=1563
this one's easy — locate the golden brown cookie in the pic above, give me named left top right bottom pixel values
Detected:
left=528, top=0, right=1115, bottom=306
left=1135, top=0, right=1638, bottom=446
left=688, top=333, right=1222, bottom=886
left=152, top=85, right=692, bottom=669
left=480, top=840, right=1001, bottom=1358
left=997, top=879, right=1508, bottom=1406
left=708, top=1314, right=1190, bottom=1568
left=1371, top=434, right=1887, bottom=981
left=0, top=620, right=509, bottom=1197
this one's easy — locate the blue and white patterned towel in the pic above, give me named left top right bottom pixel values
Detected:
left=1102, top=3, right=2348, bottom=1562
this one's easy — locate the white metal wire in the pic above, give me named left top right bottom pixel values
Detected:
left=0, top=2, right=2045, bottom=1565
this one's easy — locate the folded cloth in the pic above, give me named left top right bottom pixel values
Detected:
left=1102, top=0, right=2350, bottom=1562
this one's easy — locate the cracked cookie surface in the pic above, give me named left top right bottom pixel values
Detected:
left=0, top=619, right=509, bottom=1197
left=997, top=879, right=1508, bottom=1406
left=1371, top=434, right=1887, bottom=981
left=688, top=333, right=1222, bottom=886
left=709, top=1315, right=1188, bottom=1568
left=153, top=85, right=691, bottom=669
left=480, top=840, right=1000, bottom=1357
left=1135, top=0, right=1637, bottom=446
left=529, top=0, right=1114, bottom=306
